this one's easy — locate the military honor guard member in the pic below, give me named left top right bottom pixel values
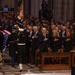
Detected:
left=17, top=28, right=27, bottom=72
left=16, top=11, right=24, bottom=28
left=7, top=26, right=17, bottom=67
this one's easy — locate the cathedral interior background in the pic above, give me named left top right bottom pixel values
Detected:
left=0, top=0, right=75, bottom=75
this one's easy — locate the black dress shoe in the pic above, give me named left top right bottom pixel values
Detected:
left=20, top=69, right=22, bottom=72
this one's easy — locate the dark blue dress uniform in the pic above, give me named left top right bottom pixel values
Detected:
left=17, top=32, right=27, bottom=64
left=7, top=32, right=17, bottom=67
left=16, top=16, right=24, bottom=28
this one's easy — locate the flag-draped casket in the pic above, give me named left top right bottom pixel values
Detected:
left=1, top=30, right=11, bottom=51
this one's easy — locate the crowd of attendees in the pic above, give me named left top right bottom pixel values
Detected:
left=0, top=11, right=75, bottom=71
left=0, top=12, right=16, bottom=32
left=0, top=12, right=75, bottom=52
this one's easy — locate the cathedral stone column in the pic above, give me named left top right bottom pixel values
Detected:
left=14, top=0, right=18, bottom=14
left=23, top=0, right=30, bottom=16
left=53, top=0, right=62, bottom=21
left=31, top=0, right=42, bottom=18
left=57, top=0, right=63, bottom=20
left=63, top=0, right=68, bottom=21
left=54, top=0, right=58, bottom=21
left=31, top=0, right=35, bottom=17
left=68, top=0, right=74, bottom=20
left=34, top=0, right=39, bottom=18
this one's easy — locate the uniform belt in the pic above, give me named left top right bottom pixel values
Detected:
left=17, top=43, right=26, bottom=45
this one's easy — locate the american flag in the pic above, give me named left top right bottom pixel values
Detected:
left=1, top=30, right=11, bottom=35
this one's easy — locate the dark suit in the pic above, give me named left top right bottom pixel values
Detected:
left=61, top=30, right=66, bottom=46
left=39, top=33, right=49, bottom=52
left=7, top=33, right=17, bottom=66
left=31, top=32, right=39, bottom=64
left=26, top=31, right=33, bottom=63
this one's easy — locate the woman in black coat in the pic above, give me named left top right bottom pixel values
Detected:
left=51, top=27, right=61, bottom=52
left=64, top=31, right=73, bottom=52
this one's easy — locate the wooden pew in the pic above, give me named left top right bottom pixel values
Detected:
left=41, top=52, right=71, bottom=70
left=35, top=52, right=71, bottom=71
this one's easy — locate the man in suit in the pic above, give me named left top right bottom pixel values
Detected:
left=39, top=28, right=50, bottom=52
left=26, top=26, right=33, bottom=63
left=31, top=26, right=39, bottom=64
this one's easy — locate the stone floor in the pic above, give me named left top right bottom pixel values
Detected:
left=0, top=49, right=72, bottom=75
left=0, top=63, right=71, bottom=75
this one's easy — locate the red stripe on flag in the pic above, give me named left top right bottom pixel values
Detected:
left=1, top=30, right=11, bottom=35
left=4, top=30, right=11, bottom=35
